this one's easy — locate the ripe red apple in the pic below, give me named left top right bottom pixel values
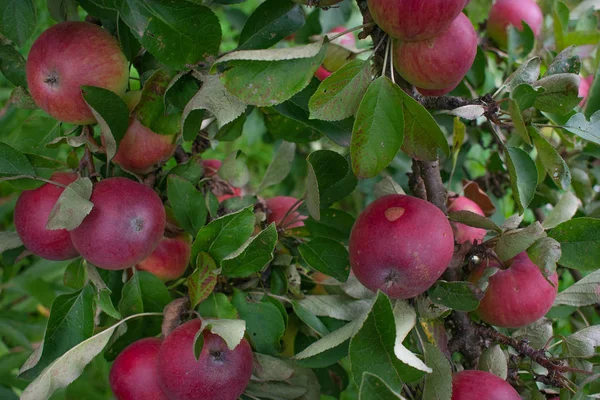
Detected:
left=447, top=196, right=487, bottom=244
left=13, top=172, right=80, bottom=261
left=368, top=0, right=468, bottom=41
left=26, top=21, right=129, bottom=125
left=266, top=196, right=307, bottom=229
left=469, top=252, right=558, bottom=328
left=109, top=338, right=169, bottom=400
left=157, top=319, right=254, bottom=400
left=486, top=0, right=543, bottom=49
left=136, top=234, right=191, bottom=281
left=452, top=370, right=520, bottom=400
left=70, top=178, right=165, bottom=270
left=315, top=66, right=332, bottom=81
left=579, top=75, right=594, bottom=107
left=393, top=13, right=477, bottom=91
left=112, top=91, right=177, bottom=175
left=349, top=194, right=454, bottom=299
left=202, top=159, right=243, bottom=202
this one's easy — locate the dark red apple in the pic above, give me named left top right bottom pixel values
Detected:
left=136, top=234, right=191, bottom=281
left=70, top=178, right=165, bottom=270
left=266, top=196, right=307, bottom=230
left=202, top=159, right=243, bottom=202
left=349, top=194, right=454, bottom=299
left=13, top=172, right=80, bottom=261
left=487, top=0, right=543, bottom=48
left=452, top=370, right=520, bottom=400
left=157, top=319, right=254, bottom=400
left=393, top=13, right=477, bottom=91
left=26, top=21, right=129, bottom=125
left=579, top=75, right=594, bottom=107
left=447, top=196, right=487, bottom=244
left=368, top=0, right=468, bottom=41
left=112, top=91, right=177, bottom=175
left=109, top=338, right=169, bottom=400
left=470, top=252, right=558, bottom=328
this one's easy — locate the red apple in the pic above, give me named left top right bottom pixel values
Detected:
left=70, top=178, right=165, bottom=270
left=109, top=338, right=169, bottom=400
left=329, top=26, right=356, bottom=48
left=266, top=196, right=307, bottom=229
left=368, top=0, right=468, bottom=41
left=470, top=252, right=558, bottom=328
left=315, top=66, right=332, bottom=81
left=486, top=0, right=543, bottom=49
left=26, top=21, right=129, bottom=125
left=157, top=319, right=254, bottom=400
left=579, top=75, right=594, bottom=107
left=447, top=196, right=487, bottom=244
left=393, top=13, right=477, bottom=91
left=202, top=159, right=243, bottom=202
left=14, top=172, right=80, bottom=261
left=136, top=234, right=191, bottom=281
left=452, top=370, right=520, bottom=400
left=349, top=194, right=454, bottom=299
left=112, top=91, right=177, bottom=175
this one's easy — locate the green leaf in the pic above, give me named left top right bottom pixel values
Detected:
left=198, top=318, right=246, bottom=351
left=167, top=175, right=207, bottom=236
left=81, top=86, right=129, bottom=164
left=512, top=318, right=553, bottom=349
left=0, top=44, right=26, bottom=87
left=256, top=141, right=296, bottom=193
left=299, top=238, right=350, bottom=282
left=20, top=313, right=160, bottom=400
left=191, top=205, right=255, bottom=265
left=545, top=46, right=581, bottom=76
left=304, top=208, right=355, bottom=244
left=292, top=301, right=330, bottom=337
left=542, top=191, right=579, bottom=230
left=0, top=142, right=35, bottom=178
left=119, top=271, right=171, bottom=317
left=564, top=111, right=600, bottom=145
left=232, top=290, right=285, bottom=355
left=478, top=345, right=508, bottom=380
left=359, top=373, right=406, bottom=400
left=219, top=150, right=250, bottom=187
left=496, top=222, right=544, bottom=262
left=554, top=270, right=600, bottom=307
left=46, top=177, right=94, bottom=232
left=47, top=0, right=79, bottom=22
left=505, top=146, right=538, bottom=214
left=373, top=176, right=405, bottom=198
left=422, top=342, right=452, bottom=400
left=182, top=74, right=247, bottom=131
left=19, top=285, right=95, bottom=380
left=448, top=211, right=501, bottom=233
left=504, top=57, right=541, bottom=92
left=238, top=0, right=304, bottom=50
left=428, top=281, right=484, bottom=312
left=527, top=237, right=561, bottom=278
left=532, top=73, right=582, bottom=114
left=351, top=77, right=404, bottom=179
left=297, top=295, right=371, bottom=321
left=510, top=83, right=541, bottom=110
left=392, top=300, right=431, bottom=373
left=133, top=69, right=180, bottom=136
left=0, top=0, right=36, bottom=46
left=507, top=100, right=530, bottom=144
left=295, top=318, right=364, bottom=365
left=216, top=40, right=327, bottom=107
left=0, top=231, right=22, bottom=253
left=187, top=252, right=218, bottom=309
left=309, top=59, right=372, bottom=122
left=529, top=127, right=570, bottom=190
left=197, top=292, right=238, bottom=320
left=549, top=218, right=600, bottom=272
left=119, top=0, right=221, bottom=69
left=507, top=23, right=535, bottom=61
left=96, top=289, right=122, bottom=320
left=350, top=292, right=422, bottom=392
left=400, top=90, right=450, bottom=161
left=306, top=150, right=357, bottom=212
left=221, top=224, right=278, bottom=278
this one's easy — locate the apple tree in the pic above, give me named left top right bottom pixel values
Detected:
left=0, top=0, right=599, bottom=399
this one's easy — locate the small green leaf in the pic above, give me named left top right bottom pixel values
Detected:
left=428, top=281, right=484, bottom=312
left=496, top=222, right=544, bottom=262
left=201, top=318, right=246, bottom=350
left=187, top=252, right=218, bottom=309
left=545, top=46, right=581, bottom=76
left=222, top=224, right=278, bottom=278
left=63, top=259, right=87, bottom=290
left=299, top=238, right=350, bottom=282
left=96, top=289, right=122, bottom=320
left=529, top=127, right=570, bottom=190
left=527, top=237, right=561, bottom=278
left=134, top=69, right=180, bottom=136
left=549, top=218, right=600, bottom=272
left=297, top=295, right=371, bottom=321
left=0, top=44, right=27, bottom=87
left=219, top=150, right=250, bottom=187
left=422, top=342, right=452, bottom=400
left=351, top=77, right=404, bottom=179
left=0, top=142, right=35, bottom=177
left=532, top=73, right=582, bottom=114
left=0, top=231, right=23, bottom=253
left=504, top=57, right=541, bottom=92
left=542, top=191, right=579, bottom=230
left=554, top=270, right=600, bottom=307
left=256, top=141, right=296, bottom=194
left=448, top=211, right=501, bottom=233
left=238, top=0, right=304, bottom=50
left=167, top=175, right=208, bottom=236
left=505, top=146, right=538, bottom=214
left=564, top=111, right=600, bottom=145
left=478, top=345, right=508, bottom=380
left=307, top=150, right=357, bottom=210
left=360, top=373, right=407, bottom=400
left=46, top=177, right=94, bottom=231
left=373, top=176, right=405, bottom=198
left=304, top=208, right=355, bottom=244
left=197, top=292, right=238, bottom=320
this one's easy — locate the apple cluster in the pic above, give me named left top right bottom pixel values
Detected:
left=348, top=193, right=557, bottom=328
left=367, top=0, right=476, bottom=95
left=109, top=319, right=254, bottom=400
